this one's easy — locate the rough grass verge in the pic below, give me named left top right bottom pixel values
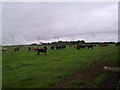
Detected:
left=93, top=73, right=107, bottom=87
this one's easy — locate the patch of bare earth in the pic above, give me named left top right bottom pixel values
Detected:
left=51, top=57, right=119, bottom=88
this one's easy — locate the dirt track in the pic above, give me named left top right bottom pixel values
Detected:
left=51, top=60, right=119, bottom=88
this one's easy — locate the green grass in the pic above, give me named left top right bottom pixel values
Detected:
left=93, top=73, right=107, bottom=87
left=2, top=45, right=118, bottom=88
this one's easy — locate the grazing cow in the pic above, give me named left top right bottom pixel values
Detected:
left=87, top=45, right=93, bottom=49
left=81, top=45, right=86, bottom=48
left=55, top=46, right=61, bottom=49
left=55, top=46, right=61, bottom=50
left=76, top=45, right=80, bottom=50
left=51, top=46, right=55, bottom=50
left=76, top=45, right=86, bottom=50
left=2, top=48, right=8, bottom=52
left=100, top=44, right=109, bottom=47
left=32, top=47, right=39, bottom=51
left=60, top=45, right=66, bottom=49
left=44, top=46, right=47, bottom=50
left=62, top=45, right=66, bottom=49
left=37, top=46, right=47, bottom=55
left=14, top=47, right=20, bottom=52
left=55, top=45, right=66, bottom=50
left=73, top=45, right=77, bottom=48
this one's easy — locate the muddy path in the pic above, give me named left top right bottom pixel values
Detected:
left=51, top=59, right=119, bottom=88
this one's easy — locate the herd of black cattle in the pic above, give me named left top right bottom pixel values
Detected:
left=2, top=42, right=120, bottom=55
left=50, top=44, right=94, bottom=50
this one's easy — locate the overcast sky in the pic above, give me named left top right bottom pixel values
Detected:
left=2, top=2, right=118, bottom=45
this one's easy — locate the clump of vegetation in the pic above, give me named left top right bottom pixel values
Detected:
left=94, top=73, right=107, bottom=87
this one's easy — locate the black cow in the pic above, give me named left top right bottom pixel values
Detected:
left=55, top=45, right=66, bottom=50
left=51, top=46, right=55, bottom=50
left=87, top=45, right=93, bottom=49
left=62, top=45, right=66, bottom=49
left=76, top=45, right=86, bottom=50
left=37, top=47, right=47, bottom=55
left=55, top=46, right=61, bottom=50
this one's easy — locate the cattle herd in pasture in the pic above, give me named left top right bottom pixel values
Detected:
left=50, top=45, right=66, bottom=50
left=75, top=45, right=94, bottom=50
left=2, top=42, right=120, bottom=55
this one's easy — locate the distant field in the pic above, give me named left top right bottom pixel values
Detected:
left=2, top=45, right=118, bottom=88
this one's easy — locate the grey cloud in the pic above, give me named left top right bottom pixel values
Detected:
left=2, top=2, right=118, bottom=45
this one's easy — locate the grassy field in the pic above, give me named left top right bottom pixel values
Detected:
left=2, top=45, right=118, bottom=88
